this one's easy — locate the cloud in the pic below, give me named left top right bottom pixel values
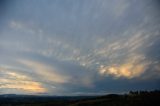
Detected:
left=18, top=59, right=70, bottom=84
left=0, top=0, right=160, bottom=95
left=0, top=67, right=46, bottom=93
left=99, top=54, right=150, bottom=79
left=111, top=0, right=129, bottom=18
left=10, top=20, right=36, bottom=34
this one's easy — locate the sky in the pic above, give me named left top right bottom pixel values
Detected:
left=0, top=0, right=160, bottom=95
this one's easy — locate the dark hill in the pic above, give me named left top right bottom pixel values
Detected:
left=0, top=90, right=160, bottom=106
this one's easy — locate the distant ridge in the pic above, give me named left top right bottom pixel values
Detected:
left=0, top=90, right=160, bottom=106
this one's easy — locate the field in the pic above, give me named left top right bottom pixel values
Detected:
left=0, top=90, right=160, bottom=106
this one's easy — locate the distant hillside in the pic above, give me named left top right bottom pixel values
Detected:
left=0, top=90, right=160, bottom=106
left=69, top=90, right=160, bottom=106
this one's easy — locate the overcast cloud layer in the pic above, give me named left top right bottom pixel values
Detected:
left=0, top=0, right=160, bottom=95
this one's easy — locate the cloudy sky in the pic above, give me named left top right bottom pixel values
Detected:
left=0, top=0, right=160, bottom=95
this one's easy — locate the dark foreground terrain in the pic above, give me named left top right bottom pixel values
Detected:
left=0, top=90, right=160, bottom=106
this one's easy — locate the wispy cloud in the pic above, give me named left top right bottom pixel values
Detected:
left=0, top=0, right=160, bottom=94
left=18, top=59, right=70, bottom=84
left=9, top=20, right=38, bottom=35
left=0, top=67, right=46, bottom=93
